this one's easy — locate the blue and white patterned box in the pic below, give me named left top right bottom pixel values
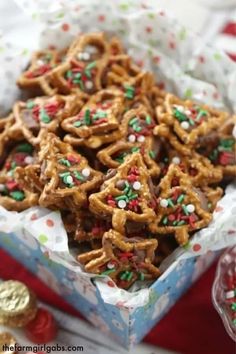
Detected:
left=0, top=230, right=218, bottom=348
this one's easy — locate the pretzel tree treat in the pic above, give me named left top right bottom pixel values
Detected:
left=17, top=49, right=62, bottom=95
left=62, top=89, right=124, bottom=148
left=0, top=114, right=22, bottom=160
left=149, top=164, right=221, bottom=245
left=197, top=117, right=236, bottom=178
left=97, top=106, right=161, bottom=177
left=89, top=153, right=157, bottom=234
left=0, top=142, right=39, bottom=211
left=51, top=33, right=110, bottom=96
left=38, top=133, right=102, bottom=209
left=13, top=95, right=82, bottom=146
left=158, top=144, right=223, bottom=186
left=156, top=94, right=228, bottom=147
left=78, top=229, right=160, bottom=289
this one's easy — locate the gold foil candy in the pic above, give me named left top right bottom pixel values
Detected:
left=0, top=332, right=17, bottom=354
left=0, top=281, right=30, bottom=316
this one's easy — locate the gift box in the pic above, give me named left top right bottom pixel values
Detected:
left=0, top=0, right=236, bottom=349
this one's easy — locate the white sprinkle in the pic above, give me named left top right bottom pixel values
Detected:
left=118, top=200, right=127, bottom=209
left=36, top=59, right=45, bottom=66
left=128, top=134, right=136, bottom=143
left=24, top=156, right=34, bottom=165
left=185, top=109, right=192, bottom=115
left=225, top=290, right=235, bottom=299
left=174, top=105, right=184, bottom=113
left=186, top=204, right=195, bottom=213
left=82, top=52, right=90, bottom=61
left=172, top=156, right=181, bottom=165
left=133, top=181, right=141, bottom=190
left=232, top=125, right=236, bottom=139
left=77, top=52, right=84, bottom=60
left=181, top=121, right=190, bottom=130
left=82, top=168, right=91, bottom=177
left=0, top=184, right=5, bottom=192
left=160, top=198, right=168, bottom=208
left=107, top=262, right=115, bottom=269
left=137, top=135, right=145, bottom=143
left=65, top=175, right=73, bottom=184
left=7, top=171, right=13, bottom=177
left=85, top=81, right=94, bottom=90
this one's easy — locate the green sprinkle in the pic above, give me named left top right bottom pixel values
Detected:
left=101, top=269, right=116, bottom=276
left=79, top=80, right=84, bottom=91
left=129, top=117, right=138, bottom=126
left=162, top=216, right=168, bottom=225
left=115, top=195, right=127, bottom=201
left=131, top=147, right=140, bottom=153
left=10, top=190, right=25, bottom=201
left=195, top=109, right=208, bottom=121
left=26, top=101, right=35, bottom=109
left=139, top=272, right=145, bottom=281
left=84, top=109, right=91, bottom=125
left=59, top=158, right=71, bottom=167
left=182, top=204, right=189, bottom=215
left=63, top=175, right=74, bottom=187
left=86, top=61, right=96, bottom=70
left=128, top=193, right=138, bottom=200
left=189, top=118, right=195, bottom=126
left=66, top=70, right=72, bottom=79
left=84, top=69, right=91, bottom=79
left=73, top=171, right=85, bottom=181
left=74, top=120, right=82, bottom=127
left=74, top=73, right=82, bottom=79
left=233, top=319, right=236, bottom=326
left=173, top=220, right=178, bottom=226
left=16, top=143, right=33, bottom=153
left=145, top=115, right=152, bottom=125
left=133, top=125, right=142, bottom=132
left=126, top=271, right=133, bottom=282
left=120, top=271, right=128, bottom=280
left=177, top=194, right=185, bottom=204
left=231, top=302, right=236, bottom=311
left=93, top=111, right=107, bottom=119
left=40, top=109, right=51, bottom=124
left=11, top=161, right=17, bottom=170
left=173, top=109, right=187, bottom=122
left=59, top=172, right=70, bottom=178
left=167, top=199, right=175, bottom=207
left=177, top=220, right=186, bottom=226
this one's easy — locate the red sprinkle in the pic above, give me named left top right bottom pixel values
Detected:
left=6, top=180, right=19, bottom=191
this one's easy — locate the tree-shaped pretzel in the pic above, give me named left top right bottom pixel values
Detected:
left=13, top=95, right=82, bottom=146
left=156, top=94, right=228, bottom=145
left=97, top=106, right=161, bottom=177
left=62, top=89, right=124, bottom=148
left=149, top=164, right=219, bottom=245
left=51, top=33, right=110, bottom=96
left=78, top=229, right=160, bottom=289
left=89, top=153, right=157, bottom=234
left=38, top=133, right=102, bottom=209
left=17, top=49, right=63, bottom=95
left=0, top=142, right=38, bottom=211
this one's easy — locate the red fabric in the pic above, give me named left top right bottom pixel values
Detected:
left=0, top=248, right=234, bottom=354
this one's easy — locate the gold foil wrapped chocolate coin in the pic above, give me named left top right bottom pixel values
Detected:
left=0, top=281, right=38, bottom=327
left=0, top=332, right=17, bottom=354
left=0, top=280, right=30, bottom=316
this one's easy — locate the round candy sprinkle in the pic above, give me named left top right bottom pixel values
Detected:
left=137, top=135, right=145, bottom=143
left=118, top=200, right=127, bottom=209
left=0, top=184, right=5, bottom=192
left=185, top=109, right=192, bottom=115
left=24, top=156, right=34, bottom=165
left=85, top=81, right=93, bottom=90
left=132, top=181, right=141, bottom=190
left=36, top=59, right=45, bottom=66
left=107, top=262, right=115, bottom=269
left=225, top=290, right=235, bottom=299
left=160, top=198, right=168, bottom=208
left=128, top=134, right=136, bottom=143
left=174, top=105, right=184, bottom=112
left=186, top=204, right=195, bottom=213
left=65, top=175, right=73, bottom=184
left=181, top=121, right=190, bottom=130
left=83, top=52, right=90, bottom=61
left=172, top=156, right=181, bottom=165
left=81, top=168, right=91, bottom=177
